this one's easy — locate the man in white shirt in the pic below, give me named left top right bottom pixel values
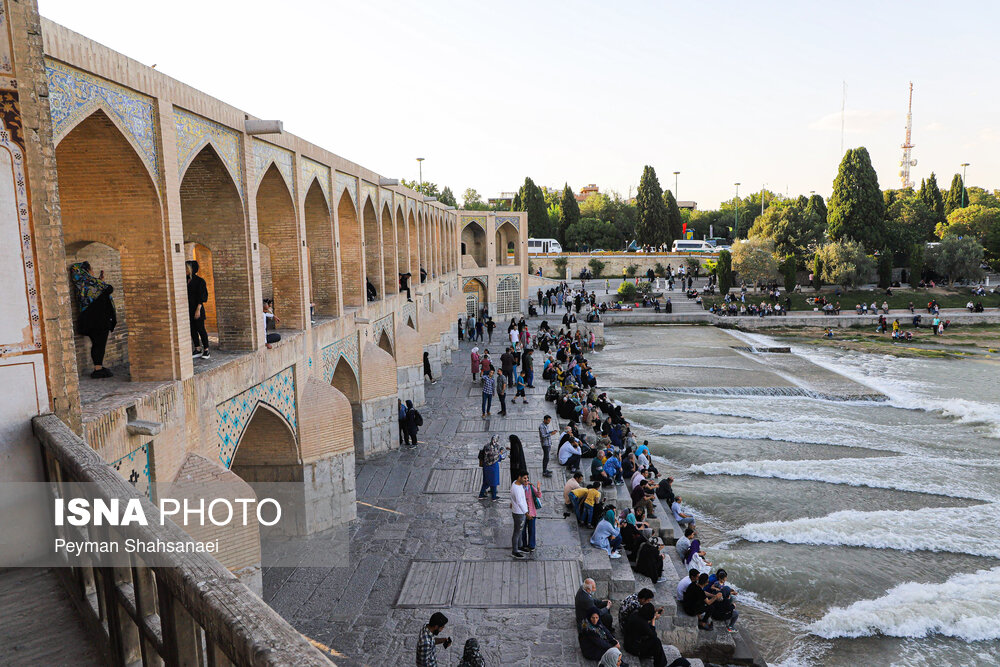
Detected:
left=672, top=496, right=695, bottom=527
left=677, top=569, right=698, bottom=601
left=510, top=472, right=530, bottom=559
left=558, top=438, right=582, bottom=473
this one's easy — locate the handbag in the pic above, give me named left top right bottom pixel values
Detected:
left=532, top=484, right=542, bottom=509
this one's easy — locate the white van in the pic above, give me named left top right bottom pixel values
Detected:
left=528, top=238, right=562, bottom=254
left=672, top=240, right=715, bottom=253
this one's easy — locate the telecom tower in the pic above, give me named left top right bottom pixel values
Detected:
left=899, top=82, right=916, bottom=188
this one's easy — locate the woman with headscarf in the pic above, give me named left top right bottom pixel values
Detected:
left=403, top=400, right=421, bottom=447
left=623, top=602, right=673, bottom=667
left=578, top=607, right=618, bottom=660
left=620, top=512, right=645, bottom=560
left=422, top=351, right=434, bottom=383
left=599, top=646, right=623, bottom=667
left=683, top=539, right=712, bottom=575
left=470, top=347, right=480, bottom=382
left=507, top=435, right=527, bottom=482
left=69, top=262, right=117, bottom=378
left=590, top=509, right=623, bottom=558
left=456, top=638, right=485, bottom=667
left=477, top=435, right=504, bottom=501
left=457, top=317, right=464, bottom=341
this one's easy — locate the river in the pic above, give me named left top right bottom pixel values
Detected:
left=593, top=324, right=1000, bottom=666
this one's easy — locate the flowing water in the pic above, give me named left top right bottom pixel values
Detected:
left=594, top=325, right=1000, bottom=666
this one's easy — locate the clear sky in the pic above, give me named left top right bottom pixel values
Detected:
left=38, top=0, right=1000, bottom=209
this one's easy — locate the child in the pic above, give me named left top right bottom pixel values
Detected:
left=515, top=370, right=527, bottom=403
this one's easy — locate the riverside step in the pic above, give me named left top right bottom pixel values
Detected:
left=608, top=546, right=636, bottom=596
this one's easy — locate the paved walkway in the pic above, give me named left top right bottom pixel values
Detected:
left=263, top=342, right=593, bottom=667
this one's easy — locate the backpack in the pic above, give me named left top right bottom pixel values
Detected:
left=413, top=410, right=423, bottom=427
left=478, top=447, right=487, bottom=467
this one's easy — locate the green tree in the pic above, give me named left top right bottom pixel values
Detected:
left=717, top=250, right=733, bottom=294
left=780, top=256, right=797, bottom=292
left=812, top=255, right=824, bottom=291
left=552, top=256, right=568, bottom=278
left=617, top=281, right=638, bottom=301
left=559, top=184, right=580, bottom=245
left=827, top=147, right=885, bottom=251
left=516, top=177, right=552, bottom=238
left=438, top=186, right=457, bottom=208
left=804, top=194, right=828, bottom=226
left=908, top=243, right=924, bottom=286
left=565, top=218, right=624, bottom=250
left=587, top=258, right=605, bottom=278
left=937, top=204, right=1000, bottom=265
left=918, top=172, right=946, bottom=225
left=887, top=196, right=937, bottom=247
left=401, top=179, right=440, bottom=197
left=462, top=187, right=489, bottom=210
left=748, top=202, right=824, bottom=262
left=731, top=238, right=779, bottom=286
left=966, top=187, right=1000, bottom=209
left=934, top=235, right=984, bottom=284
left=814, top=240, right=874, bottom=287
left=663, top=189, right=683, bottom=243
left=634, top=166, right=669, bottom=247
left=579, top=192, right=611, bottom=220
left=877, top=248, right=893, bottom=288
left=625, top=263, right=639, bottom=278
left=944, top=173, right=967, bottom=215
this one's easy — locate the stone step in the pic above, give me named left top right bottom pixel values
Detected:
left=608, top=546, right=636, bottom=596
left=695, top=625, right=737, bottom=663
left=578, top=531, right=612, bottom=599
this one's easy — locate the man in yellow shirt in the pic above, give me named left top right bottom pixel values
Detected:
left=563, top=472, right=584, bottom=519
left=571, top=483, right=602, bottom=526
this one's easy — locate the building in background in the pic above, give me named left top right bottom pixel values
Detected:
left=458, top=211, right=529, bottom=319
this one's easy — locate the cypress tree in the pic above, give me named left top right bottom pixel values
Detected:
left=717, top=250, right=732, bottom=294
left=634, top=166, right=669, bottom=248
left=919, top=172, right=946, bottom=225
left=804, top=194, right=828, bottom=224
left=516, top=177, right=552, bottom=238
left=813, top=254, right=824, bottom=291
left=827, top=147, right=885, bottom=252
left=877, top=248, right=893, bottom=288
left=944, top=173, right=966, bottom=215
left=663, top=189, right=683, bottom=244
left=559, top=184, right=580, bottom=245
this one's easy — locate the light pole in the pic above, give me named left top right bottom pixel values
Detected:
left=673, top=171, right=680, bottom=199
left=961, top=162, right=970, bottom=208
left=416, top=157, right=425, bottom=191
left=734, top=182, right=741, bottom=238
left=761, top=184, right=766, bottom=216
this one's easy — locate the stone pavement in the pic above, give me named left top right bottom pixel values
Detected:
left=263, top=340, right=596, bottom=667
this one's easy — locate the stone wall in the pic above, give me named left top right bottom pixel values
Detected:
left=530, top=253, right=713, bottom=280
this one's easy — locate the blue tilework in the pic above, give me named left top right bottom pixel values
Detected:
left=321, top=333, right=360, bottom=386
left=495, top=215, right=520, bottom=230
left=301, top=157, right=331, bottom=204
left=335, top=172, right=358, bottom=209
left=373, top=313, right=394, bottom=351
left=461, top=215, right=486, bottom=231
left=174, top=107, right=244, bottom=198
left=252, top=138, right=294, bottom=192
left=45, top=59, right=160, bottom=181
left=111, top=443, right=151, bottom=499
left=216, top=367, right=296, bottom=468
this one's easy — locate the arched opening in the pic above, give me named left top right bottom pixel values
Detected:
left=304, top=180, right=338, bottom=319
left=395, top=205, right=409, bottom=275
left=230, top=403, right=301, bottom=482
left=57, top=109, right=172, bottom=381
left=362, top=198, right=381, bottom=300
left=184, top=242, right=217, bottom=332
left=330, top=358, right=363, bottom=458
left=256, top=164, right=304, bottom=329
left=180, top=143, right=253, bottom=351
left=337, top=192, right=363, bottom=309
left=496, top=221, right=521, bottom=266
left=381, top=203, right=397, bottom=296
left=463, top=278, right=486, bottom=317
left=432, top=215, right=440, bottom=278
left=377, top=329, right=394, bottom=357
left=406, top=315, right=415, bottom=329
left=408, top=211, right=419, bottom=280
left=461, top=222, right=487, bottom=268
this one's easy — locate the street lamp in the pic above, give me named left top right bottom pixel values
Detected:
left=416, top=157, right=425, bottom=191
left=734, top=182, right=741, bottom=237
left=673, top=171, right=680, bottom=199
left=961, top=162, right=970, bottom=208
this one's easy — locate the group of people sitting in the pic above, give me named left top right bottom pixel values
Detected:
left=855, top=301, right=890, bottom=314
left=710, top=300, right=787, bottom=317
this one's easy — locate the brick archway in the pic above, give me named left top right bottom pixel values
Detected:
left=230, top=402, right=301, bottom=480
left=180, top=143, right=254, bottom=351
left=362, top=198, right=381, bottom=300
left=337, top=191, right=363, bottom=309
left=381, top=203, right=397, bottom=295
left=256, top=163, right=304, bottom=329
left=304, top=180, right=338, bottom=318
left=57, top=109, right=174, bottom=381
left=395, top=205, right=408, bottom=275
left=408, top=210, right=419, bottom=278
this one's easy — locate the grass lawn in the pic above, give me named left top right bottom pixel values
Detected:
left=702, top=286, right=1000, bottom=312
left=768, top=322, right=1000, bottom=359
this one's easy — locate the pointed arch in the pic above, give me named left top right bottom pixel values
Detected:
left=337, top=191, right=363, bottom=308
left=304, top=179, right=338, bottom=318
left=381, top=203, right=398, bottom=295
left=362, top=198, right=381, bottom=300
left=256, top=163, right=304, bottom=329
left=395, top=204, right=409, bottom=275
left=461, top=221, right=487, bottom=268
left=408, top=210, right=419, bottom=279
left=495, top=221, right=521, bottom=266
left=330, top=356, right=363, bottom=458
left=230, top=403, right=301, bottom=483
left=377, top=329, right=394, bottom=357
left=57, top=109, right=174, bottom=381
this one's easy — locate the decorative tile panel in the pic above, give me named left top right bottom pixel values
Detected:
left=45, top=59, right=160, bottom=181
left=301, top=157, right=331, bottom=204
left=463, top=276, right=488, bottom=291
left=495, top=215, right=520, bottom=230
left=335, top=172, right=357, bottom=208
left=174, top=107, right=243, bottom=197
left=361, top=181, right=377, bottom=209
left=462, top=215, right=486, bottom=231
left=400, top=300, right=416, bottom=328
left=0, top=6, right=13, bottom=76
left=373, top=313, right=394, bottom=350
left=321, top=333, right=360, bottom=386
left=111, top=443, right=151, bottom=499
left=215, top=367, right=296, bottom=468
left=380, top=188, right=393, bottom=211
left=252, top=138, right=294, bottom=192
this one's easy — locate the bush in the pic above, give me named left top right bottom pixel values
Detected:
left=934, top=235, right=984, bottom=285
left=717, top=250, right=732, bottom=294
left=626, top=263, right=639, bottom=278
left=637, top=281, right=653, bottom=295
left=703, top=259, right=718, bottom=276
left=552, top=256, right=568, bottom=277
left=588, top=258, right=605, bottom=278
left=685, top=256, right=701, bottom=276
left=780, top=256, right=797, bottom=292
left=654, top=262, right=666, bottom=277
left=814, top=240, right=874, bottom=287
left=617, top=281, right=638, bottom=301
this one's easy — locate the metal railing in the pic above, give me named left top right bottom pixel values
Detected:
left=32, top=414, right=334, bottom=667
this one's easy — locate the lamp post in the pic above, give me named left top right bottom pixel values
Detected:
left=416, top=157, right=425, bottom=192
left=961, top=162, right=970, bottom=208
left=734, top=182, right=741, bottom=238
left=761, top=184, right=766, bottom=216
left=673, top=171, right=680, bottom=199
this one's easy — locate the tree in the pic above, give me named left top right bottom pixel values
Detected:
left=812, top=255, right=824, bottom=291
left=804, top=194, right=828, bottom=226
left=827, top=147, right=885, bottom=251
left=663, top=189, right=683, bottom=244
left=814, top=240, right=874, bottom=287
left=937, top=204, right=1000, bottom=265
left=438, top=186, right=457, bottom=208
left=401, top=179, right=440, bottom=197
left=565, top=218, right=623, bottom=251
left=918, top=172, right=946, bottom=225
left=462, top=188, right=489, bottom=210
left=717, top=250, right=732, bottom=294
left=552, top=256, right=568, bottom=278
left=887, top=196, right=937, bottom=247
left=579, top=192, right=611, bottom=220
left=780, top=256, right=797, bottom=292
left=966, top=186, right=1000, bottom=209
left=748, top=203, right=824, bottom=263
left=944, top=173, right=967, bottom=215
left=877, top=249, right=893, bottom=288
left=908, top=243, right=924, bottom=286
left=730, top=238, right=779, bottom=286
left=587, top=258, right=605, bottom=278
left=516, top=177, right=552, bottom=238
left=934, top=235, right=984, bottom=284
left=559, top=184, right=580, bottom=245
left=634, top=166, right=669, bottom=247
left=617, top=281, right=638, bottom=301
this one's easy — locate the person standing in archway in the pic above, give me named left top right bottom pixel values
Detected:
left=186, top=260, right=210, bottom=359
left=70, top=262, right=117, bottom=378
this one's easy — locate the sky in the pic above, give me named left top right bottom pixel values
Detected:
left=38, top=0, right=1000, bottom=209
